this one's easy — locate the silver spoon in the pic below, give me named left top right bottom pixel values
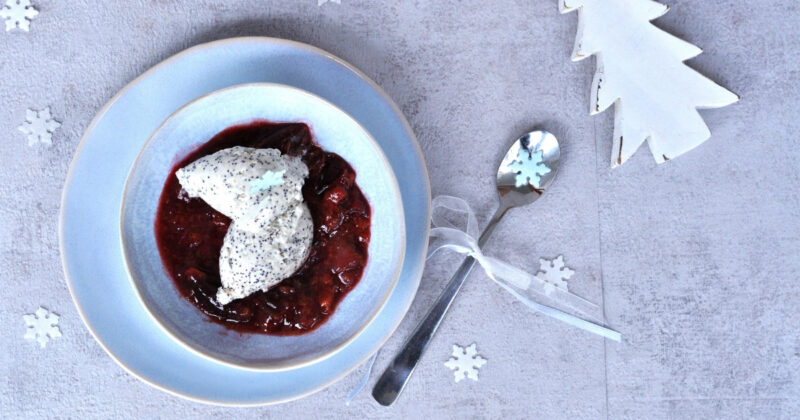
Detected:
left=372, top=130, right=562, bottom=406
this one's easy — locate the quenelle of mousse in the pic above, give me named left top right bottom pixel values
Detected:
left=175, top=146, right=313, bottom=305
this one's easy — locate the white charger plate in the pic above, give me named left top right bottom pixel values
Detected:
left=59, top=37, right=431, bottom=405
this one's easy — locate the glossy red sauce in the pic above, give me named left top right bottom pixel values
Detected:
left=154, top=121, right=371, bottom=335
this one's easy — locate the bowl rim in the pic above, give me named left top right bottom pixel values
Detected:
left=119, top=82, right=406, bottom=372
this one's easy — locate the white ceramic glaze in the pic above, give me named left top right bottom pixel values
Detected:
left=121, top=84, right=405, bottom=371
left=59, top=37, right=431, bottom=405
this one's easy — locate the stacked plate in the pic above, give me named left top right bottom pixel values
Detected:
left=59, top=37, right=430, bottom=405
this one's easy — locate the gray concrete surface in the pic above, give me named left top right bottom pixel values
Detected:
left=1, top=0, right=798, bottom=418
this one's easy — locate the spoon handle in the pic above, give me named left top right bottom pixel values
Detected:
left=372, top=207, right=506, bottom=406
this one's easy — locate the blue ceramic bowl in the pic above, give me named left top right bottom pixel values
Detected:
left=121, top=83, right=405, bottom=371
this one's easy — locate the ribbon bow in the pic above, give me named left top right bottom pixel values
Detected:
left=343, top=196, right=622, bottom=405
left=428, top=196, right=621, bottom=341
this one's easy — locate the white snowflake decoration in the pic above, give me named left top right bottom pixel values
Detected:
left=318, top=0, right=340, bottom=6
left=508, top=147, right=550, bottom=188
left=0, top=0, right=38, bottom=32
left=561, top=0, right=739, bottom=166
left=249, top=169, right=286, bottom=194
left=24, top=306, right=61, bottom=348
left=535, top=255, right=574, bottom=296
left=18, top=107, right=60, bottom=147
left=444, top=343, right=486, bottom=383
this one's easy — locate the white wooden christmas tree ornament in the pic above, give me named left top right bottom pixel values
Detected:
left=560, top=0, right=739, bottom=167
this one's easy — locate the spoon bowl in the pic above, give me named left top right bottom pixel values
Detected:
left=495, top=130, right=561, bottom=210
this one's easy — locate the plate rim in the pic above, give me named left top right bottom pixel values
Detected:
left=58, top=36, right=431, bottom=406
left=119, top=82, right=407, bottom=372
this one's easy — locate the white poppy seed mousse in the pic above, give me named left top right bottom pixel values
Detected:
left=175, top=146, right=313, bottom=305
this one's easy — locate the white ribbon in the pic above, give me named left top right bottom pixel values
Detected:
left=428, top=196, right=621, bottom=342
left=344, top=196, right=621, bottom=404
left=345, top=350, right=379, bottom=405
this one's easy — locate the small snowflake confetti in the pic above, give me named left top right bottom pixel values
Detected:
left=23, top=306, right=61, bottom=348
left=535, top=255, right=574, bottom=296
left=318, top=0, right=340, bottom=5
left=508, top=146, right=550, bottom=188
left=0, top=0, right=38, bottom=32
left=249, top=169, right=286, bottom=194
left=18, top=107, right=60, bottom=147
left=444, top=343, right=486, bottom=383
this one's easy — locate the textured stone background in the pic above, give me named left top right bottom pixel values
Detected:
left=1, top=0, right=799, bottom=418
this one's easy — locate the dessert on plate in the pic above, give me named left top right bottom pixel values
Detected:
left=155, top=121, right=371, bottom=335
